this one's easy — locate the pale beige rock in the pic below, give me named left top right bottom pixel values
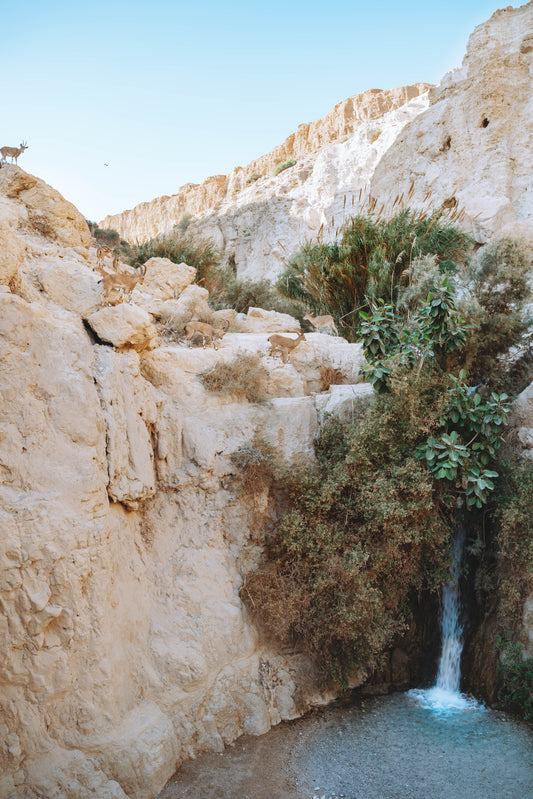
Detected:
left=87, top=303, right=159, bottom=350
left=261, top=361, right=306, bottom=398
left=8, top=7, right=533, bottom=798
left=102, top=87, right=432, bottom=282
left=94, top=347, right=158, bottom=507
left=24, top=750, right=129, bottom=799
left=100, top=84, right=431, bottom=244
left=80, top=701, right=179, bottom=799
left=0, top=165, right=91, bottom=248
left=140, top=257, right=196, bottom=299
left=315, top=382, right=374, bottom=424
left=210, top=307, right=238, bottom=329
left=369, top=2, right=533, bottom=244
left=289, top=333, right=365, bottom=390
left=1, top=270, right=318, bottom=799
left=243, top=306, right=301, bottom=333
left=136, top=282, right=212, bottom=330
left=0, top=222, right=26, bottom=284
left=258, top=396, right=318, bottom=462
left=102, top=7, right=533, bottom=283
left=0, top=164, right=38, bottom=197
left=0, top=193, right=27, bottom=229
left=36, top=255, right=102, bottom=316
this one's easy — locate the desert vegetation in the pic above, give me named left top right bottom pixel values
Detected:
left=241, top=212, right=533, bottom=703
left=125, top=232, right=305, bottom=318
left=272, top=158, right=297, bottom=176
left=276, top=207, right=472, bottom=341
left=201, top=354, right=269, bottom=403
left=126, top=232, right=225, bottom=294
left=230, top=435, right=278, bottom=495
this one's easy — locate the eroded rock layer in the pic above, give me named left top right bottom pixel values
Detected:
left=101, top=3, right=533, bottom=283
left=0, top=165, right=368, bottom=799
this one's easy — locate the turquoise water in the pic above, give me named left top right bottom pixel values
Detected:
left=158, top=692, right=533, bottom=799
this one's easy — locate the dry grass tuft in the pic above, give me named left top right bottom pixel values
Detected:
left=230, top=435, right=277, bottom=495
left=320, top=366, right=345, bottom=392
left=21, top=211, right=57, bottom=239
left=201, top=353, right=269, bottom=403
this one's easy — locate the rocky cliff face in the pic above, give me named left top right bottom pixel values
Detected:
left=0, top=165, right=369, bottom=799
left=100, top=84, right=431, bottom=261
left=369, top=2, right=533, bottom=245
left=4, top=6, right=533, bottom=798
left=101, top=3, right=533, bottom=283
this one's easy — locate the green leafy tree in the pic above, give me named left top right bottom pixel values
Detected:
left=359, top=276, right=511, bottom=509
left=277, top=208, right=472, bottom=339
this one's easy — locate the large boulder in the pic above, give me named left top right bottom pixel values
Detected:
left=36, top=256, right=102, bottom=316
left=241, top=307, right=301, bottom=333
left=140, top=258, right=196, bottom=299
left=0, top=165, right=91, bottom=248
left=87, top=303, right=159, bottom=351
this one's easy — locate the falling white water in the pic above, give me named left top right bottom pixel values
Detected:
left=409, top=525, right=481, bottom=714
left=435, top=524, right=465, bottom=692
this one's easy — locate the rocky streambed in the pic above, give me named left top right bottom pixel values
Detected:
left=157, top=692, right=533, bottom=799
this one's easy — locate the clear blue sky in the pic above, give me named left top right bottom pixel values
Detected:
left=1, top=1, right=522, bottom=223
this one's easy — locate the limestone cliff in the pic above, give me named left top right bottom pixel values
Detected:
left=0, top=164, right=368, bottom=799
left=100, top=2, right=533, bottom=283
left=100, top=84, right=431, bottom=252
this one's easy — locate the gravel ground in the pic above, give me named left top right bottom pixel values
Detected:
left=157, top=693, right=533, bottom=799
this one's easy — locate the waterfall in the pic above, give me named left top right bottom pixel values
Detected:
left=409, top=524, right=480, bottom=713
left=434, top=524, right=465, bottom=693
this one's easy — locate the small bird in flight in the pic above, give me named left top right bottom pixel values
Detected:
left=104, top=163, right=109, bottom=166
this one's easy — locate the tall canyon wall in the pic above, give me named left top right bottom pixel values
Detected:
left=3, top=4, right=533, bottom=799
left=0, top=164, right=371, bottom=799
left=101, top=3, right=533, bottom=283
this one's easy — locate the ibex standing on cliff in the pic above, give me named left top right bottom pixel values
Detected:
left=0, top=141, right=28, bottom=164
left=303, top=312, right=338, bottom=336
left=96, top=264, right=146, bottom=305
left=184, top=320, right=229, bottom=350
left=268, top=331, right=305, bottom=363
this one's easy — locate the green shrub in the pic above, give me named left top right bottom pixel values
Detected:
left=497, top=640, right=533, bottom=721
left=126, top=232, right=227, bottom=295
left=241, top=213, right=529, bottom=693
left=277, top=208, right=472, bottom=340
left=359, top=277, right=512, bottom=509
left=246, top=173, right=262, bottom=185
left=230, top=435, right=277, bottom=494
left=201, top=353, right=269, bottom=403
left=272, top=159, right=297, bottom=176
left=92, top=226, right=121, bottom=247
left=209, top=276, right=304, bottom=319
left=241, top=388, right=452, bottom=685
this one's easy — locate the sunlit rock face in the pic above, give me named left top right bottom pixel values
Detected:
left=102, top=5, right=533, bottom=285
left=2, top=4, right=533, bottom=796
left=369, top=1, right=533, bottom=245
left=100, top=84, right=432, bottom=278
left=0, top=167, right=367, bottom=799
